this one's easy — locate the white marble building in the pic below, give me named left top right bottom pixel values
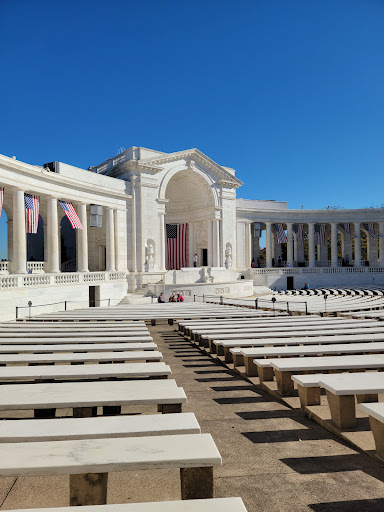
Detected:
left=1, top=146, right=384, bottom=319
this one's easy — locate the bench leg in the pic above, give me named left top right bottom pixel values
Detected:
left=257, top=365, right=274, bottom=383
left=297, top=385, right=321, bottom=407
left=70, top=472, right=108, bottom=506
left=34, top=408, right=56, bottom=419
left=158, top=404, right=182, bottom=414
left=73, top=407, right=97, bottom=418
left=369, top=416, right=384, bottom=462
left=102, top=406, right=122, bottom=415
left=151, top=319, right=156, bottom=326
left=275, top=370, right=294, bottom=396
left=224, top=347, right=233, bottom=364
left=232, top=353, right=244, bottom=367
left=180, top=466, right=213, bottom=500
left=356, top=394, right=378, bottom=404
left=244, top=357, right=259, bottom=377
left=326, top=391, right=356, bottom=429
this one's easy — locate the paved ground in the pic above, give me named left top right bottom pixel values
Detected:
left=1, top=323, right=384, bottom=510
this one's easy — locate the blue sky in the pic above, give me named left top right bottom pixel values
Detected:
left=1, top=0, right=384, bottom=258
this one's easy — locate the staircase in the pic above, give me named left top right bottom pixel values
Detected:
left=118, top=292, right=154, bottom=305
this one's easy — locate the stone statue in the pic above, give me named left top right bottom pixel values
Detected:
left=145, top=242, right=155, bottom=271
left=225, top=245, right=232, bottom=269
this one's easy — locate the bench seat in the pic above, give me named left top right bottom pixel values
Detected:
left=319, top=372, right=384, bottom=429
left=0, top=336, right=153, bottom=344
left=254, top=354, right=384, bottom=395
left=0, top=349, right=161, bottom=365
left=0, top=412, right=200, bottom=442
left=0, top=362, right=172, bottom=382
left=8, top=498, right=248, bottom=512
left=0, top=330, right=150, bottom=338
left=0, top=378, right=186, bottom=417
left=235, top=342, right=384, bottom=375
left=0, top=342, right=156, bottom=353
left=0, top=433, right=222, bottom=505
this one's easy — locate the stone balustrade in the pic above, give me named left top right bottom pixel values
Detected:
left=0, top=271, right=127, bottom=290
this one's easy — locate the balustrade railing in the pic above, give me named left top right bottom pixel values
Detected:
left=0, top=261, right=9, bottom=273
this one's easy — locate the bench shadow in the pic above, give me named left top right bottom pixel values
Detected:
left=281, top=453, right=384, bottom=474
left=308, top=498, right=384, bottom=512
left=214, top=396, right=268, bottom=405
left=210, top=385, right=258, bottom=392
left=243, top=428, right=329, bottom=444
left=237, top=410, right=300, bottom=420
left=196, top=377, right=242, bottom=383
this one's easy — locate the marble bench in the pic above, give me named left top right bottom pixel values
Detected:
left=318, top=372, right=384, bottom=429
left=0, top=433, right=222, bottom=505
left=0, top=378, right=186, bottom=418
left=0, top=412, right=200, bottom=442
left=8, top=498, right=248, bottom=512
left=0, top=362, right=171, bottom=383
left=234, top=342, right=384, bottom=376
left=0, top=336, right=154, bottom=345
left=0, top=349, right=161, bottom=365
left=254, top=354, right=384, bottom=396
left=216, top=332, right=384, bottom=362
left=0, top=342, right=156, bottom=353
left=358, top=403, right=384, bottom=461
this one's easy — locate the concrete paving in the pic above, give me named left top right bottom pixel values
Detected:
left=1, top=324, right=384, bottom=510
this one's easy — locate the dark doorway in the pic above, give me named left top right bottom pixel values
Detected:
left=287, top=276, right=294, bottom=290
left=202, top=248, right=208, bottom=266
left=89, top=286, right=96, bottom=307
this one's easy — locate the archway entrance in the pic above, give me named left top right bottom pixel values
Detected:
left=164, top=169, right=216, bottom=270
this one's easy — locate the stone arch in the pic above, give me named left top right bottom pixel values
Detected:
left=60, top=215, right=77, bottom=272
left=27, top=215, right=44, bottom=261
left=0, top=208, right=8, bottom=263
left=158, top=162, right=220, bottom=208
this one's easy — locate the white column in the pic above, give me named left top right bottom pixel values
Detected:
left=131, top=179, right=137, bottom=273
left=46, top=197, right=60, bottom=273
left=379, top=222, right=384, bottom=267
left=213, top=219, right=220, bottom=267
left=208, top=220, right=213, bottom=266
left=354, top=222, right=361, bottom=267
left=12, top=189, right=27, bottom=274
left=265, top=222, right=272, bottom=268
left=77, top=203, right=88, bottom=272
left=331, top=223, right=338, bottom=267
left=106, top=208, right=115, bottom=272
left=308, top=223, right=315, bottom=268
left=159, top=213, right=166, bottom=271
left=287, top=223, right=293, bottom=267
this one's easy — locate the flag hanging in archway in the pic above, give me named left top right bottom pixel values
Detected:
left=24, top=194, right=40, bottom=233
left=166, top=223, right=188, bottom=270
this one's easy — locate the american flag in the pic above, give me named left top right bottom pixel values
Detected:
left=339, top=223, right=352, bottom=238
left=24, top=194, right=40, bottom=234
left=363, top=223, right=379, bottom=239
left=59, top=201, right=83, bottom=229
left=0, top=188, right=3, bottom=217
left=166, top=223, right=188, bottom=270
left=315, top=224, right=327, bottom=245
left=294, top=224, right=304, bottom=245
left=273, top=224, right=287, bottom=244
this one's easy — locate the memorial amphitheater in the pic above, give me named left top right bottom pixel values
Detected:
left=1, top=145, right=384, bottom=320
left=1, top=147, right=384, bottom=511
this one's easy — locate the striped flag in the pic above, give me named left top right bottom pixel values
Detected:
left=315, top=224, right=326, bottom=245
left=273, top=224, right=287, bottom=243
left=166, top=223, right=188, bottom=270
left=59, top=201, right=83, bottom=229
left=339, top=223, right=352, bottom=238
left=0, top=188, right=3, bottom=217
left=363, top=223, right=379, bottom=239
left=24, top=194, right=40, bottom=234
left=294, top=224, right=304, bottom=245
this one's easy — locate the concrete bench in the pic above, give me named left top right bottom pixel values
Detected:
left=319, top=372, right=384, bottom=429
left=0, top=412, right=200, bottom=442
left=0, top=350, right=162, bottom=365
left=0, top=335, right=154, bottom=344
left=254, top=354, right=384, bottom=395
left=7, top=498, right=248, bottom=512
left=0, top=342, right=156, bottom=353
left=0, top=378, right=186, bottom=418
left=211, top=331, right=384, bottom=357
left=0, top=433, right=222, bottom=504
left=291, top=374, right=327, bottom=407
left=0, top=362, right=171, bottom=383
left=0, top=331, right=150, bottom=338
left=358, top=403, right=384, bottom=461
left=235, top=342, right=384, bottom=375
